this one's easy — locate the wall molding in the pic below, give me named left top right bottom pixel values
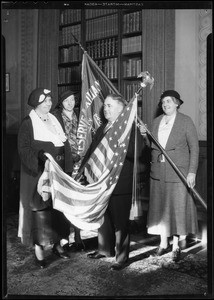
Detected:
left=198, top=9, right=212, bottom=140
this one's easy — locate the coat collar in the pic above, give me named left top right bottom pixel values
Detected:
left=153, top=112, right=182, bottom=150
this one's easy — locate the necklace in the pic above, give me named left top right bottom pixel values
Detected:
left=35, top=110, right=49, bottom=121
left=39, top=115, right=49, bottom=122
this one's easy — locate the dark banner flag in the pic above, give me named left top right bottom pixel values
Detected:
left=72, top=52, right=121, bottom=177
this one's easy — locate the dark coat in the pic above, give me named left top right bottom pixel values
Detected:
left=18, top=116, right=60, bottom=177
left=17, top=116, right=70, bottom=245
left=52, top=108, right=79, bottom=173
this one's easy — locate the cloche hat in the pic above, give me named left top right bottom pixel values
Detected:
left=28, top=88, right=51, bottom=108
left=159, top=90, right=184, bottom=107
left=57, top=90, right=78, bottom=107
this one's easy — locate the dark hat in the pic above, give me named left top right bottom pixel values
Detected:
left=28, top=88, right=51, bottom=108
left=159, top=90, right=183, bottom=107
left=58, top=90, right=78, bottom=105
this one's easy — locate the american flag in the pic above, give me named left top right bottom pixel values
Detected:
left=37, top=95, right=137, bottom=230
left=84, top=96, right=137, bottom=185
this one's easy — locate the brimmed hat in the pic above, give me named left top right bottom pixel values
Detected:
left=159, top=90, right=184, bottom=107
left=28, top=88, right=51, bottom=108
left=57, top=90, right=78, bottom=107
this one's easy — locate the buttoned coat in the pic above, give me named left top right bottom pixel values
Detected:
left=150, top=112, right=199, bottom=182
left=147, top=111, right=199, bottom=237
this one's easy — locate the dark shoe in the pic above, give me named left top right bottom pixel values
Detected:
left=172, top=248, right=181, bottom=262
left=153, top=245, right=171, bottom=257
left=62, top=243, right=71, bottom=252
left=74, top=241, right=86, bottom=252
left=35, top=257, right=46, bottom=269
left=87, top=251, right=106, bottom=259
left=52, top=244, right=70, bottom=259
left=110, top=262, right=126, bottom=271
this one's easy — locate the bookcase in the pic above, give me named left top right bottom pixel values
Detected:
left=121, top=10, right=142, bottom=100
left=58, top=9, right=83, bottom=106
left=58, top=9, right=120, bottom=107
left=120, top=9, right=143, bottom=120
left=85, top=9, right=119, bottom=91
left=58, top=8, right=143, bottom=107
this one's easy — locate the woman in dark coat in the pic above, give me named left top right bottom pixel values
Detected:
left=140, top=90, right=199, bottom=262
left=18, top=88, right=71, bottom=268
left=52, top=90, right=85, bottom=251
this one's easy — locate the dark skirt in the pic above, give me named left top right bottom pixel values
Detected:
left=32, top=146, right=70, bottom=246
left=32, top=207, right=71, bottom=246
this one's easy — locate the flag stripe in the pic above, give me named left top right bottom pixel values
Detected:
left=84, top=137, right=115, bottom=182
left=53, top=182, right=116, bottom=221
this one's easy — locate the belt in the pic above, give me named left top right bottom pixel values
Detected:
left=55, top=154, right=64, bottom=161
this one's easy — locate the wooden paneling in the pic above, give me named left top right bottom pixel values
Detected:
left=195, top=141, right=207, bottom=221
left=5, top=134, right=20, bottom=213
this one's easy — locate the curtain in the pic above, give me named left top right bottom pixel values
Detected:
left=37, top=9, right=59, bottom=108
left=20, top=9, right=39, bottom=118
left=141, top=9, right=175, bottom=128
left=20, top=9, right=59, bottom=117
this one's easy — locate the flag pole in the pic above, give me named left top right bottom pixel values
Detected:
left=71, top=32, right=86, bottom=53
left=134, top=78, right=207, bottom=211
left=72, top=34, right=206, bottom=210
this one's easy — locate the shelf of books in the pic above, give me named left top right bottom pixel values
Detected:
left=121, top=10, right=142, bottom=102
left=58, top=9, right=143, bottom=101
left=85, top=9, right=119, bottom=90
left=58, top=9, right=82, bottom=95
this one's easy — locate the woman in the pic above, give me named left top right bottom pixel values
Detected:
left=18, top=87, right=71, bottom=269
left=52, top=90, right=85, bottom=251
left=140, top=90, right=199, bottom=262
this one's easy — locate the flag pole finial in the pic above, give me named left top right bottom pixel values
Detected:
left=137, top=71, right=154, bottom=91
